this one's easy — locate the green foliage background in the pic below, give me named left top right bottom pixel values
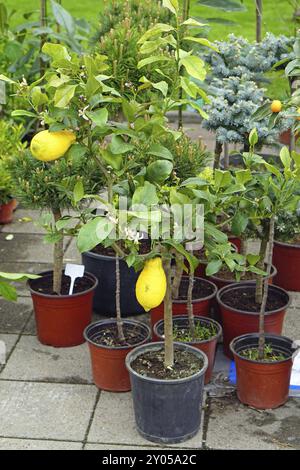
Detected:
left=4, top=0, right=295, bottom=40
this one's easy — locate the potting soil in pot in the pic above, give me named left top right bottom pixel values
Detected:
left=175, top=278, right=215, bottom=300
left=221, top=286, right=286, bottom=312
left=90, top=323, right=149, bottom=347
left=31, top=274, right=94, bottom=296
left=130, top=346, right=203, bottom=380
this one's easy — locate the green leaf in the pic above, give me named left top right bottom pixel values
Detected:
left=251, top=102, right=271, bottom=122
left=235, top=169, right=252, bottom=186
left=180, top=76, right=199, bottom=99
left=249, top=128, right=258, bottom=147
left=246, top=254, right=260, bottom=267
left=138, top=23, right=175, bottom=44
left=231, top=212, right=248, bottom=236
left=206, top=259, right=222, bottom=276
left=31, top=86, right=48, bottom=108
left=184, top=37, right=219, bottom=52
left=164, top=240, right=199, bottom=273
left=109, top=135, right=134, bottom=154
left=205, top=222, right=227, bottom=244
left=73, top=180, right=84, bottom=204
left=11, top=110, right=37, bottom=118
left=50, top=0, right=75, bottom=35
left=263, top=162, right=282, bottom=179
left=132, top=182, right=159, bottom=206
left=42, top=42, right=71, bottom=62
left=180, top=55, right=206, bottom=81
left=146, top=160, right=173, bottom=184
left=169, top=188, right=191, bottom=205
left=181, top=18, right=207, bottom=27
left=100, top=149, right=123, bottom=170
left=146, top=144, right=173, bottom=160
left=197, top=0, right=247, bottom=11
left=54, top=84, right=76, bottom=108
left=0, top=74, right=16, bottom=84
left=162, top=0, right=178, bottom=14
left=152, top=81, right=168, bottom=97
left=138, top=56, right=170, bottom=69
left=0, top=281, right=17, bottom=301
left=280, top=147, right=291, bottom=170
left=214, top=169, right=232, bottom=189
left=86, top=108, right=108, bottom=127
left=0, top=272, right=39, bottom=281
left=77, top=217, right=114, bottom=253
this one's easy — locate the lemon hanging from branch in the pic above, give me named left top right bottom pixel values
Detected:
left=30, top=130, right=76, bottom=162
left=135, top=257, right=167, bottom=312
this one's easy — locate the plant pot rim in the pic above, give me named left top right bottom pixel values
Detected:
left=209, top=264, right=277, bottom=284
left=82, top=249, right=120, bottom=261
left=230, top=333, right=296, bottom=365
left=125, top=341, right=208, bottom=384
left=27, top=270, right=98, bottom=299
left=217, top=282, right=291, bottom=315
left=274, top=239, right=300, bottom=250
left=84, top=318, right=151, bottom=350
left=0, top=197, right=16, bottom=207
left=153, top=315, right=222, bottom=345
left=172, top=276, right=217, bottom=304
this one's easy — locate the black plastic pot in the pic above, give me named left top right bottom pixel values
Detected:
left=126, top=342, right=208, bottom=444
left=82, top=251, right=144, bottom=317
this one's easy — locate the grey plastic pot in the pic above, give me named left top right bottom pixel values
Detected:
left=126, top=342, right=208, bottom=444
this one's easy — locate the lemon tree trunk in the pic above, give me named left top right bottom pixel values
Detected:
left=163, top=258, right=174, bottom=368
left=52, top=209, right=63, bottom=295
left=115, top=255, right=125, bottom=343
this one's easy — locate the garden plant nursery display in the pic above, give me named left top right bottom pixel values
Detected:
left=0, top=0, right=300, bottom=453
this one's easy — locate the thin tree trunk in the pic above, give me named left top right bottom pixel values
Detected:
left=164, top=257, right=174, bottom=368
left=223, top=142, right=229, bottom=169
left=172, top=253, right=184, bottom=299
left=214, top=141, right=223, bottom=170
left=255, top=236, right=268, bottom=304
left=187, top=272, right=195, bottom=337
left=115, top=255, right=125, bottom=343
left=40, top=0, right=47, bottom=78
left=52, top=209, right=63, bottom=295
left=256, top=0, right=263, bottom=42
left=258, top=217, right=275, bottom=360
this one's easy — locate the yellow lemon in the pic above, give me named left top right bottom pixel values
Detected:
left=270, top=100, right=282, bottom=113
left=30, top=130, right=76, bottom=162
left=136, top=257, right=167, bottom=312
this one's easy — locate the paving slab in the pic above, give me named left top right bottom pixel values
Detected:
left=290, top=292, right=300, bottom=309
left=84, top=443, right=187, bottom=450
left=87, top=391, right=205, bottom=449
left=0, top=335, right=93, bottom=384
left=0, top=297, right=32, bottom=334
left=283, top=306, right=300, bottom=341
left=0, top=381, right=97, bottom=441
left=0, top=438, right=83, bottom=450
left=64, top=239, right=81, bottom=264
left=0, top=233, right=71, bottom=264
left=1, top=210, right=45, bottom=235
left=205, top=395, right=300, bottom=450
left=0, top=333, right=19, bottom=364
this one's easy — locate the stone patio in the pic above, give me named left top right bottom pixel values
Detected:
left=0, top=202, right=300, bottom=450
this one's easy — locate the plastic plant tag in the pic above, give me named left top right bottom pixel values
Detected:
left=65, top=264, right=85, bottom=295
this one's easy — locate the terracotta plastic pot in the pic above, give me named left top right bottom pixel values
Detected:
left=150, top=276, right=217, bottom=336
left=273, top=240, right=300, bottom=292
left=84, top=319, right=151, bottom=392
left=126, top=342, right=208, bottom=444
left=217, top=283, right=290, bottom=358
left=228, top=236, right=242, bottom=253
left=28, top=271, right=98, bottom=347
left=0, top=199, right=16, bottom=224
left=153, top=315, right=222, bottom=384
left=230, top=333, right=297, bottom=409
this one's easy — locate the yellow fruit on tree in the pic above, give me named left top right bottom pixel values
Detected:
left=270, top=100, right=282, bottom=113
left=30, top=130, right=76, bottom=162
left=135, top=257, right=167, bottom=312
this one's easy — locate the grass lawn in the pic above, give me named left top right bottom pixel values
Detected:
left=5, top=0, right=296, bottom=41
